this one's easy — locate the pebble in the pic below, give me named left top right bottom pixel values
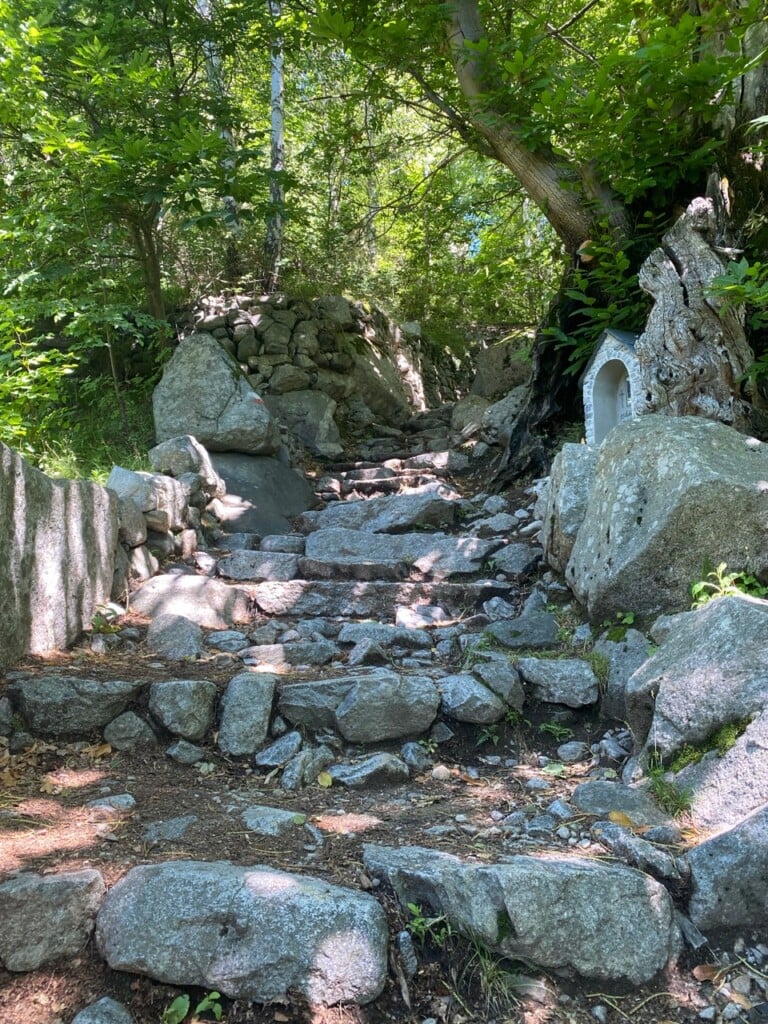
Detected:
left=698, top=1008, right=717, bottom=1021
left=722, top=1005, right=742, bottom=1021
left=592, top=1006, right=609, bottom=1024
left=525, top=777, right=551, bottom=792
left=431, top=765, right=452, bottom=781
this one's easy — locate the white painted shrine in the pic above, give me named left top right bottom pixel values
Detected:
left=581, top=328, right=643, bottom=445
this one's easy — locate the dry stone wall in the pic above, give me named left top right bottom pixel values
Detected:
left=0, top=442, right=118, bottom=671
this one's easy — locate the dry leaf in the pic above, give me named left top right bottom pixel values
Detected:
left=39, top=779, right=61, bottom=795
left=729, top=991, right=754, bottom=1010
left=82, top=742, right=112, bottom=759
left=608, top=810, right=635, bottom=829
left=692, top=964, right=724, bottom=982
left=0, top=769, right=19, bottom=788
left=317, top=771, right=333, bottom=788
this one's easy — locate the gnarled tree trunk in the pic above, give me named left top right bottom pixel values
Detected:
left=636, top=186, right=753, bottom=431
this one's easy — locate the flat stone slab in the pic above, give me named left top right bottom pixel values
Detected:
left=311, top=486, right=459, bottom=534
left=251, top=581, right=513, bottom=619
left=517, top=658, right=599, bottom=707
left=210, top=454, right=315, bottom=536
left=217, top=550, right=300, bottom=581
left=570, top=780, right=672, bottom=827
left=131, top=575, right=252, bottom=628
left=302, top=528, right=496, bottom=581
left=241, top=805, right=308, bottom=836
left=96, top=860, right=388, bottom=1004
left=11, top=676, right=142, bottom=737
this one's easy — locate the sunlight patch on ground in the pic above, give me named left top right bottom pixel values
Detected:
left=312, top=813, right=384, bottom=835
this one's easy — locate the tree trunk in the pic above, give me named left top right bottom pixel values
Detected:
left=262, top=0, right=285, bottom=294
left=635, top=184, right=753, bottom=431
left=127, top=215, right=166, bottom=328
left=445, top=0, right=628, bottom=252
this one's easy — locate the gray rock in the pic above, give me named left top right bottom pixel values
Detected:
left=673, top=708, right=768, bottom=830
left=311, top=485, right=458, bottom=534
left=626, top=596, right=768, bottom=763
left=0, top=695, right=14, bottom=736
left=218, top=672, right=276, bottom=756
left=557, top=741, right=589, bottom=763
left=146, top=613, right=204, bottom=661
left=217, top=550, right=300, bottom=582
left=143, top=816, right=198, bottom=843
left=12, top=676, right=141, bottom=737
left=137, top=472, right=190, bottom=531
left=329, top=753, right=410, bottom=787
left=363, top=844, right=679, bottom=984
left=485, top=611, right=559, bottom=650
left=281, top=746, right=335, bottom=790
left=347, top=638, right=389, bottom=666
left=153, top=333, right=281, bottom=454
left=395, top=604, right=450, bottom=628
left=269, top=364, right=311, bottom=394
left=71, top=997, right=134, bottom=1024
left=481, top=387, right=528, bottom=445
left=571, top=781, right=672, bottom=827
left=166, top=740, right=205, bottom=764
left=593, top=628, right=651, bottom=721
left=149, top=679, right=217, bottom=740
left=1, top=443, right=118, bottom=671
left=685, top=805, right=768, bottom=930
left=241, top=805, right=307, bottom=836
left=540, top=444, right=599, bottom=575
left=471, top=656, right=525, bottom=709
left=565, top=416, right=768, bottom=622
left=240, top=640, right=337, bottom=668
left=126, top=544, right=159, bottom=586
left=338, top=622, right=432, bottom=649
left=209, top=453, right=315, bottom=537
left=451, top=394, right=491, bottom=435
left=260, top=534, right=305, bottom=553
left=401, top=741, right=433, bottom=771
left=206, top=630, right=249, bottom=652
left=131, top=574, right=251, bottom=628
left=471, top=343, right=531, bottom=400
left=302, top=527, right=495, bottom=581
left=116, top=495, right=147, bottom=548
left=216, top=532, right=260, bottom=551
left=0, top=869, right=105, bottom=971
left=253, top=731, right=303, bottom=767
left=264, top=390, right=342, bottom=457
left=252, top=580, right=512, bottom=619
left=491, top=543, right=542, bottom=577
left=279, top=670, right=439, bottom=742
left=439, top=674, right=506, bottom=724
left=103, top=713, right=157, bottom=750
left=590, top=821, right=683, bottom=881
left=86, top=794, right=136, bottom=820
left=105, top=466, right=153, bottom=511
left=517, top=658, right=599, bottom=707
left=148, top=434, right=225, bottom=499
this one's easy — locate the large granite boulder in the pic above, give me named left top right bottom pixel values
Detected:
left=0, top=443, right=118, bottom=670
left=363, top=844, right=679, bottom=984
left=566, top=416, right=768, bottom=622
left=96, top=860, right=388, bottom=1004
left=540, top=443, right=599, bottom=575
left=152, top=332, right=281, bottom=454
left=264, top=390, right=342, bottom=458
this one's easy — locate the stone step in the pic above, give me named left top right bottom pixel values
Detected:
left=248, top=579, right=513, bottom=619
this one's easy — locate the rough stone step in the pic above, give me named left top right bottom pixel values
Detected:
left=249, top=579, right=514, bottom=619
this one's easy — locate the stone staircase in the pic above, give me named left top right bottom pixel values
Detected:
left=3, top=410, right=765, bottom=1024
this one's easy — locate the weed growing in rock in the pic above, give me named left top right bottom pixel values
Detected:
left=476, top=724, right=501, bottom=747
left=647, top=754, right=692, bottom=816
left=538, top=721, right=574, bottom=743
left=600, top=611, right=636, bottom=642
left=668, top=718, right=752, bottom=772
left=407, top=902, right=453, bottom=948
left=690, top=562, right=768, bottom=607
left=586, top=650, right=610, bottom=691
left=162, top=991, right=223, bottom=1024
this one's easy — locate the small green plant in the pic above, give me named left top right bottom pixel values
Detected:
left=601, top=610, right=636, bottom=642
left=586, top=650, right=610, bottom=691
left=541, top=760, right=567, bottom=777
left=407, top=902, right=453, bottom=948
left=504, top=708, right=524, bottom=727
left=419, top=737, right=439, bottom=756
left=476, top=724, right=501, bottom=748
left=647, top=754, right=691, bottom=816
left=89, top=603, right=121, bottom=634
left=538, top=721, right=574, bottom=743
left=690, top=562, right=768, bottom=607
left=668, top=718, right=752, bottom=772
left=162, top=991, right=223, bottom=1024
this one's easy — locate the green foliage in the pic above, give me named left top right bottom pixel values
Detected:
left=690, top=562, right=768, bottom=608
left=162, top=991, right=223, bottom=1024
left=586, top=651, right=610, bottom=691
left=601, top=611, right=637, bottom=643
left=669, top=718, right=752, bottom=772
left=407, top=902, right=453, bottom=948
left=708, top=260, right=768, bottom=383
left=476, top=724, right=500, bottom=748
left=538, top=722, right=573, bottom=743
left=647, top=754, right=691, bottom=816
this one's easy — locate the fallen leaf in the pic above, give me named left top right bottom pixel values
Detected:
left=729, top=991, right=755, bottom=1010
left=608, top=810, right=635, bottom=829
left=693, top=964, right=725, bottom=982
left=317, top=771, right=333, bottom=788
left=82, top=742, right=112, bottom=759
left=292, top=813, right=307, bottom=825
left=39, top=779, right=61, bottom=795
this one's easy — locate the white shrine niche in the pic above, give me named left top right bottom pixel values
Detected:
left=581, top=328, right=643, bottom=445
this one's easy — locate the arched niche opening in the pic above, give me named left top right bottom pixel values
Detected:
left=593, top=358, right=633, bottom=445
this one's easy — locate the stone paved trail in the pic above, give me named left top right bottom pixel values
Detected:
left=1, top=407, right=765, bottom=1024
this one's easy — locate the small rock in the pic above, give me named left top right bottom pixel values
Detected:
left=431, top=765, right=452, bottom=781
